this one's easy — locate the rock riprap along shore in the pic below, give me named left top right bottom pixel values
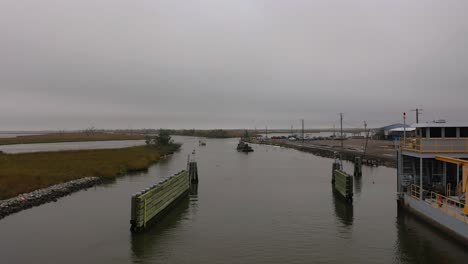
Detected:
left=0, top=177, right=102, bottom=219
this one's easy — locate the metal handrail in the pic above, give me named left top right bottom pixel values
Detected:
left=401, top=138, right=468, bottom=153
left=429, top=191, right=468, bottom=224
left=409, top=184, right=467, bottom=223
left=456, top=181, right=463, bottom=197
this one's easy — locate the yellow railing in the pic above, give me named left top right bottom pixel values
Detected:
left=429, top=192, right=468, bottom=224
left=401, top=138, right=468, bottom=153
left=409, top=184, right=467, bottom=223
left=456, top=181, right=463, bottom=197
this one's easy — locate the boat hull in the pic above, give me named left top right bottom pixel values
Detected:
left=399, top=193, right=468, bottom=247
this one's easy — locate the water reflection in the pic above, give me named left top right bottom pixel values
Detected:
left=354, top=175, right=362, bottom=195
left=130, top=197, right=191, bottom=262
left=189, top=183, right=198, bottom=196
left=332, top=189, right=354, bottom=227
left=395, top=205, right=468, bottom=264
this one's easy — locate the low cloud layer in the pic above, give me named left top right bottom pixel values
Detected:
left=1, top=0, right=467, bottom=130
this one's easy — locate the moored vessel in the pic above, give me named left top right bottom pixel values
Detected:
left=237, top=140, right=254, bottom=153
left=397, top=121, right=468, bottom=245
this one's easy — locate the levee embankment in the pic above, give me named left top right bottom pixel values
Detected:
left=0, top=144, right=181, bottom=219
left=0, top=177, right=102, bottom=219
left=248, top=139, right=397, bottom=168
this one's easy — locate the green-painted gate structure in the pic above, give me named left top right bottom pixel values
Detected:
left=130, top=170, right=189, bottom=232
left=332, top=169, right=353, bottom=202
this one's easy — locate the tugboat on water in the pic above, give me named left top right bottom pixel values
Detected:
left=237, top=140, right=254, bottom=153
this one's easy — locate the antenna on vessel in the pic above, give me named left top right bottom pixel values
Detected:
left=411, top=108, right=423, bottom=124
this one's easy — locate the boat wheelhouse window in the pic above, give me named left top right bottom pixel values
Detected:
left=421, top=128, right=426, bottom=138
left=461, top=127, right=468, bottom=138
left=445, top=127, right=456, bottom=137
left=430, top=127, right=442, bottom=138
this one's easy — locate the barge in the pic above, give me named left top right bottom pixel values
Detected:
left=397, top=122, right=468, bottom=245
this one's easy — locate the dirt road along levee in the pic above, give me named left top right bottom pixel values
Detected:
left=250, top=138, right=397, bottom=168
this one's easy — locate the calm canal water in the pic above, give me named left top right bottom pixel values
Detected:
left=0, top=137, right=466, bottom=263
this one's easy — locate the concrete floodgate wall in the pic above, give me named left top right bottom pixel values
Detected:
left=130, top=170, right=189, bottom=232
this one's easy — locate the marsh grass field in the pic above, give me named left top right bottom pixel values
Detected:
left=0, top=133, right=145, bottom=146
left=0, top=145, right=180, bottom=199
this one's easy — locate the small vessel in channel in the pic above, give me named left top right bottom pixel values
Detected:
left=237, top=140, right=254, bottom=153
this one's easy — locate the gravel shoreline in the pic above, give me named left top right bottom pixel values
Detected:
left=248, top=139, right=397, bottom=168
left=0, top=177, right=103, bottom=220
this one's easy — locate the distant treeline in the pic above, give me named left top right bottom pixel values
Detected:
left=169, top=129, right=243, bottom=138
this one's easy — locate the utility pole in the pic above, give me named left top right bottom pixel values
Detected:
left=403, top=112, right=407, bottom=143
left=301, top=119, right=304, bottom=143
left=340, top=113, right=344, bottom=152
left=363, top=121, right=369, bottom=158
left=339, top=113, right=344, bottom=168
left=265, top=126, right=268, bottom=139
left=411, top=108, right=423, bottom=124
left=291, top=125, right=293, bottom=135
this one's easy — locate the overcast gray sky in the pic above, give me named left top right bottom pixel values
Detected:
left=1, top=0, right=467, bottom=130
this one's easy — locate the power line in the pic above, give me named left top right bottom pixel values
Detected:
left=342, top=121, right=365, bottom=130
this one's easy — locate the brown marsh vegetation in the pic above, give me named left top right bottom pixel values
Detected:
left=0, top=132, right=144, bottom=146
left=0, top=145, right=179, bottom=199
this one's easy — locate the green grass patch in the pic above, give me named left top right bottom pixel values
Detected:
left=0, top=144, right=180, bottom=199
